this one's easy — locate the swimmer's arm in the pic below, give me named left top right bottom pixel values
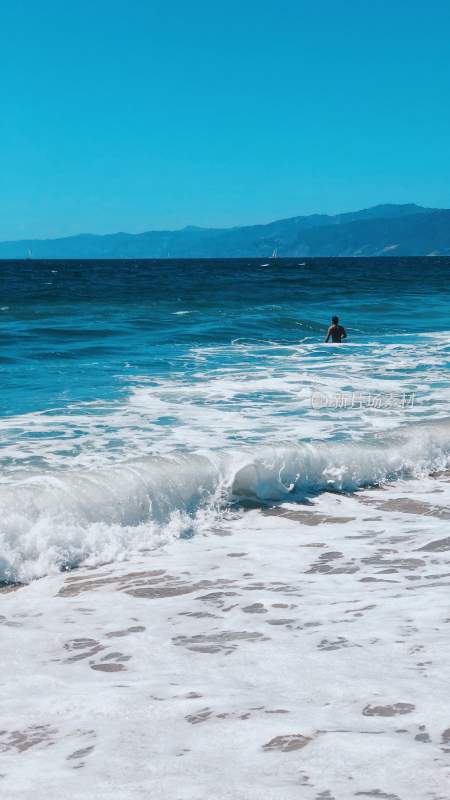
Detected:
left=325, top=327, right=332, bottom=343
left=342, top=327, right=347, bottom=340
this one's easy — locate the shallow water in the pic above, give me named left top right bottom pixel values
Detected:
left=2, top=258, right=450, bottom=798
left=1, top=257, right=450, bottom=581
left=2, top=476, right=450, bottom=799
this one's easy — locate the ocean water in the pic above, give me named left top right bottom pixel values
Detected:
left=1, top=257, right=450, bottom=583
left=3, top=257, right=450, bottom=800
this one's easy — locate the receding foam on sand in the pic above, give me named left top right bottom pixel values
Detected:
left=2, top=474, right=450, bottom=799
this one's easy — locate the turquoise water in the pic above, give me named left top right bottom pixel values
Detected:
left=2, top=258, right=450, bottom=417
left=1, top=257, right=450, bottom=581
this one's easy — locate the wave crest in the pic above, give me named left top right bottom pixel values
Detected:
left=2, top=419, right=450, bottom=583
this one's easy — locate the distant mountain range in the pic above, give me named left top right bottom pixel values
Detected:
left=1, top=204, right=450, bottom=258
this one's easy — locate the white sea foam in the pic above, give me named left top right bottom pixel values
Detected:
left=2, top=332, right=450, bottom=582
left=2, top=418, right=450, bottom=583
left=3, top=474, right=450, bottom=799
left=2, top=332, right=450, bottom=477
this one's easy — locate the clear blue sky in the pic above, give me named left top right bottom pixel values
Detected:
left=1, top=0, right=450, bottom=240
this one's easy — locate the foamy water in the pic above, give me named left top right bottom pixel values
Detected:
left=2, top=259, right=450, bottom=797
left=1, top=259, right=450, bottom=581
left=2, top=475, right=450, bottom=799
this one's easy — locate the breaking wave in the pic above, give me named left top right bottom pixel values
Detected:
left=2, top=418, right=450, bottom=583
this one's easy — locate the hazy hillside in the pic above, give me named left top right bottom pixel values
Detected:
left=0, top=204, right=448, bottom=258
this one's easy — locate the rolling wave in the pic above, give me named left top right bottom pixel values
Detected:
left=1, top=419, right=450, bottom=584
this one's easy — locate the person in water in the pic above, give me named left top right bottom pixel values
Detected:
left=325, top=315, right=346, bottom=343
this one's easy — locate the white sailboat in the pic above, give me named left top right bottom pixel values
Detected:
left=271, top=248, right=278, bottom=258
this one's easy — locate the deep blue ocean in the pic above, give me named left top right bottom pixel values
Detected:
left=1, top=257, right=450, bottom=582
left=2, top=257, right=450, bottom=415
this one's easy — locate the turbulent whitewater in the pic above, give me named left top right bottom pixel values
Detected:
left=3, top=257, right=450, bottom=800
left=1, top=257, right=450, bottom=582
